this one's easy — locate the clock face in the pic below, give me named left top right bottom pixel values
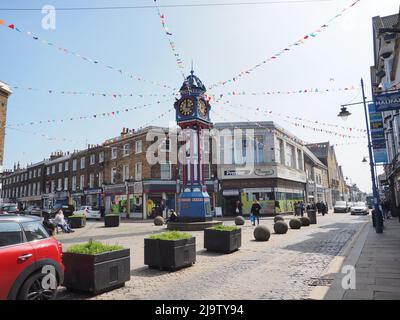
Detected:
left=198, top=99, right=207, bottom=117
left=179, top=99, right=194, bottom=116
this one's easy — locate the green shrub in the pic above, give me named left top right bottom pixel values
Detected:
left=149, top=231, right=192, bottom=241
left=210, top=225, right=238, bottom=232
left=67, top=239, right=123, bottom=255
left=69, top=214, right=86, bottom=218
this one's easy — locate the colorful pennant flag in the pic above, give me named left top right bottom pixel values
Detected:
left=0, top=19, right=174, bottom=91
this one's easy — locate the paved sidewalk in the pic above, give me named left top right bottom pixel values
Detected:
left=57, top=213, right=366, bottom=300
left=322, top=217, right=400, bottom=300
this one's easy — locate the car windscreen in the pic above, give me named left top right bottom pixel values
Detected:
left=355, top=202, right=366, bottom=206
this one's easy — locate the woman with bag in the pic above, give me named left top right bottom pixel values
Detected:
left=250, top=200, right=261, bottom=226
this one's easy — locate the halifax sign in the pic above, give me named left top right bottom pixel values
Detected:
left=374, top=90, right=400, bottom=112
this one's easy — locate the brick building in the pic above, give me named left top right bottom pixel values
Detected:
left=0, top=81, right=11, bottom=171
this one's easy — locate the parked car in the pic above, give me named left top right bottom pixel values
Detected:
left=333, top=201, right=349, bottom=213
left=74, top=206, right=101, bottom=220
left=350, top=202, right=369, bottom=215
left=23, top=206, right=42, bottom=217
left=0, top=215, right=64, bottom=300
left=0, top=203, right=19, bottom=215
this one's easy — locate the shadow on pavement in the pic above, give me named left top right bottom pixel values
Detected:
left=282, top=220, right=366, bottom=255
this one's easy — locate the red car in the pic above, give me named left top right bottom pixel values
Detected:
left=0, top=215, right=64, bottom=300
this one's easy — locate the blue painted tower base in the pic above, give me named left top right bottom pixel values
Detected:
left=178, top=186, right=213, bottom=223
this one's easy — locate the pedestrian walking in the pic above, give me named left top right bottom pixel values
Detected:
left=294, top=202, right=301, bottom=216
left=236, top=200, right=243, bottom=216
left=316, top=201, right=322, bottom=214
left=300, top=201, right=305, bottom=217
left=250, top=199, right=261, bottom=226
left=321, top=202, right=327, bottom=216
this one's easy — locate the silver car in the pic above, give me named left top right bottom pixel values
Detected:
left=350, top=202, right=369, bottom=215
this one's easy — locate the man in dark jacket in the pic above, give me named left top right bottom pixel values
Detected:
left=250, top=200, right=262, bottom=226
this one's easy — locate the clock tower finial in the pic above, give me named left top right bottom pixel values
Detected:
left=190, top=60, right=194, bottom=76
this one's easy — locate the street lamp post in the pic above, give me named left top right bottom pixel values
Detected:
left=338, top=78, right=383, bottom=233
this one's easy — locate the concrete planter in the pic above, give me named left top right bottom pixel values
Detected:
left=204, top=228, right=241, bottom=253
left=144, top=237, right=196, bottom=271
left=105, top=215, right=120, bottom=228
left=62, top=249, right=130, bottom=294
left=68, top=216, right=86, bottom=229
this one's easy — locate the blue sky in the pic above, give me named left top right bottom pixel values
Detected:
left=1, top=0, right=399, bottom=192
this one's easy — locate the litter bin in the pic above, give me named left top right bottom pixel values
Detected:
left=307, top=209, right=317, bottom=224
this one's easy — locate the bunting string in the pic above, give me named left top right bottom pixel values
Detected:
left=10, top=85, right=178, bottom=99
left=211, top=107, right=310, bottom=146
left=218, top=100, right=366, bottom=133
left=154, top=0, right=186, bottom=80
left=216, top=101, right=367, bottom=139
left=6, top=125, right=85, bottom=144
left=3, top=99, right=170, bottom=128
left=0, top=19, right=174, bottom=91
left=137, top=107, right=174, bottom=130
left=212, top=85, right=360, bottom=98
left=208, top=0, right=362, bottom=90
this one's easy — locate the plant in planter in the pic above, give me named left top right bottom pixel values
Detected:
left=104, top=214, right=120, bottom=228
left=68, top=214, right=86, bottom=229
left=204, top=225, right=241, bottom=253
left=62, top=239, right=130, bottom=294
left=144, top=231, right=196, bottom=271
left=274, top=221, right=288, bottom=234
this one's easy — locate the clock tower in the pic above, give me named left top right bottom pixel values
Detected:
left=174, top=71, right=213, bottom=222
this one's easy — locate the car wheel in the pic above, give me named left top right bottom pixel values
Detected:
left=17, top=271, right=58, bottom=300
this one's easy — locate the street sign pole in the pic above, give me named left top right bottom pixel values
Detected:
left=362, top=78, right=383, bottom=233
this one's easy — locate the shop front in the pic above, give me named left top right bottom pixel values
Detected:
left=219, top=164, right=306, bottom=216
left=84, top=188, right=102, bottom=209
left=70, top=191, right=84, bottom=209
left=42, top=193, right=55, bottom=210
left=55, top=191, right=69, bottom=206
left=103, top=184, right=128, bottom=216
left=143, top=180, right=177, bottom=219
left=17, top=195, right=42, bottom=210
left=127, top=181, right=143, bottom=219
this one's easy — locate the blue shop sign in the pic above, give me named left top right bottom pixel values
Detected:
left=374, top=90, right=400, bottom=112
left=368, top=103, right=388, bottom=163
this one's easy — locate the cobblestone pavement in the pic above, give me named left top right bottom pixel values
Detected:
left=56, top=213, right=369, bottom=300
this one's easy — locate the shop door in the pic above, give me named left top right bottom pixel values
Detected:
left=223, top=196, right=239, bottom=216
